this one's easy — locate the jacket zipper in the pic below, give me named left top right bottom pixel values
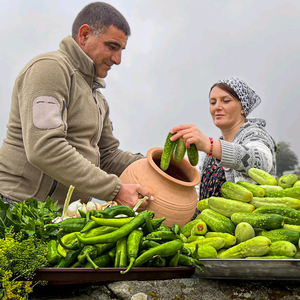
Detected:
left=48, top=180, right=58, bottom=198
left=61, top=97, right=67, bottom=131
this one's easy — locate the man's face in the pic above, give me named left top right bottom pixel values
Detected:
left=82, top=25, right=128, bottom=78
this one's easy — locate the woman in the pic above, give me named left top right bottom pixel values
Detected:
left=170, top=77, right=277, bottom=218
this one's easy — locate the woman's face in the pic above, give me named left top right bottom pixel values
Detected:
left=209, top=86, right=244, bottom=130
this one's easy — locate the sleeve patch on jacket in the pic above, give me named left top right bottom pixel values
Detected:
left=33, top=96, right=62, bottom=129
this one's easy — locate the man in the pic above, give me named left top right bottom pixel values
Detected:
left=0, top=2, right=153, bottom=209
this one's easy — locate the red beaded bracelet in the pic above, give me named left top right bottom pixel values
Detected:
left=207, top=137, right=214, bottom=157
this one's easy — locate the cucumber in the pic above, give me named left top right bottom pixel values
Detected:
left=208, top=196, right=255, bottom=217
left=259, top=185, right=283, bottom=193
left=246, top=256, right=291, bottom=259
left=231, top=212, right=284, bottom=230
left=265, top=187, right=300, bottom=200
left=237, top=181, right=265, bottom=197
left=252, top=206, right=300, bottom=225
left=173, top=137, right=186, bottom=163
left=181, top=219, right=204, bottom=238
left=235, top=222, right=255, bottom=244
left=197, top=199, right=210, bottom=212
left=278, top=174, right=298, bottom=189
left=187, top=236, right=205, bottom=243
left=248, top=168, right=278, bottom=186
left=191, top=244, right=218, bottom=259
left=205, top=232, right=236, bottom=248
left=191, top=221, right=207, bottom=236
left=267, top=241, right=297, bottom=257
left=184, top=237, right=226, bottom=250
left=160, top=132, right=176, bottom=171
left=283, top=224, right=300, bottom=233
left=221, top=182, right=253, bottom=202
left=261, top=229, right=300, bottom=245
left=199, top=209, right=236, bottom=234
left=249, top=197, right=300, bottom=210
left=219, top=236, right=271, bottom=259
left=293, top=181, right=300, bottom=187
left=187, top=144, right=199, bottom=166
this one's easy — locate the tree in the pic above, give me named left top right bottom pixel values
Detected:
left=276, top=141, right=299, bottom=177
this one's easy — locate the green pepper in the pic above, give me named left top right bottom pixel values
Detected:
left=151, top=217, right=166, bottom=230
left=80, top=220, right=99, bottom=233
left=46, top=240, right=61, bottom=265
left=115, top=236, right=127, bottom=268
left=54, top=248, right=82, bottom=268
left=77, top=245, right=98, bottom=269
left=178, top=254, right=203, bottom=271
left=90, top=216, right=134, bottom=227
left=171, top=224, right=181, bottom=235
left=156, top=224, right=172, bottom=232
left=103, top=205, right=136, bottom=218
left=168, top=250, right=180, bottom=267
left=145, top=231, right=183, bottom=242
left=76, top=211, right=150, bottom=244
left=57, top=229, right=81, bottom=250
left=108, top=247, right=117, bottom=260
left=121, top=229, right=143, bottom=274
left=151, top=255, right=166, bottom=267
left=133, top=239, right=183, bottom=267
left=94, top=242, right=116, bottom=256
left=84, top=252, right=112, bottom=268
left=141, top=240, right=161, bottom=251
left=59, top=217, right=87, bottom=233
left=82, top=226, right=119, bottom=238
left=142, top=211, right=154, bottom=235
left=77, top=209, right=86, bottom=218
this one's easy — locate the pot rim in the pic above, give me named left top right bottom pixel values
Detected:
left=147, top=147, right=201, bottom=187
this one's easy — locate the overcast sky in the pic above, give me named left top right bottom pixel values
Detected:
left=0, top=0, right=300, bottom=171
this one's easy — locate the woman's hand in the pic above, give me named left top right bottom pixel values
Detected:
left=170, top=124, right=210, bottom=153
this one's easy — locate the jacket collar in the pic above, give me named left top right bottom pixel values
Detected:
left=59, top=36, right=96, bottom=88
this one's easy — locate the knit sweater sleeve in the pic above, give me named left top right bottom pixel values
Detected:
left=218, top=123, right=276, bottom=176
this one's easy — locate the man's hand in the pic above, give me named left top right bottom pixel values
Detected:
left=114, top=184, right=154, bottom=209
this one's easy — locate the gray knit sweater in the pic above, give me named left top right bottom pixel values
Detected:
left=200, top=120, right=277, bottom=184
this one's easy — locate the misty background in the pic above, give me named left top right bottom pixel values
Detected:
left=1, top=0, right=300, bottom=173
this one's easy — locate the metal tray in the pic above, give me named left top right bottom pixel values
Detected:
left=33, top=266, right=195, bottom=285
left=195, top=259, right=300, bottom=280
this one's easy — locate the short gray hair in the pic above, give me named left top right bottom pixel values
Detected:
left=72, top=2, right=131, bottom=39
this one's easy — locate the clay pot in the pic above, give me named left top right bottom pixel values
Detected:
left=119, top=147, right=201, bottom=227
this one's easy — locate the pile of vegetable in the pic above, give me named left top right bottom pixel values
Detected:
left=193, top=168, right=300, bottom=259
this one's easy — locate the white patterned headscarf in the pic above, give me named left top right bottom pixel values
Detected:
left=217, top=77, right=261, bottom=117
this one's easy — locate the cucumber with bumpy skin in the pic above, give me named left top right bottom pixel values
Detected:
left=160, top=132, right=176, bottom=171
left=261, top=229, right=300, bottom=245
left=237, top=181, right=265, bottom=197
left=248, top=168, right=277, bottom=186
left=221, top=182, right=253, bottom=202
left=278, top=174, right=298, bottom=189
left=187, top=144, right=199, bottom=166
left=265, top=187, right=300, bottom=199
left=173, top=137, right=186, bottom=163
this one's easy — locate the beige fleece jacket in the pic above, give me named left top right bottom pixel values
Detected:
left=0, top=36, right=143, bottom=207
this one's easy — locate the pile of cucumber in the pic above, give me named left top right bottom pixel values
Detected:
left=185, top=168, right=300, bottom=259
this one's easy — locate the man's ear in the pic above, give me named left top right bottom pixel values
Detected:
left=77, top=24, right=92, bottom=46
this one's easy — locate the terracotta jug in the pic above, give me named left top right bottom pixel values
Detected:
left=119, top=147, right=201, bottom=227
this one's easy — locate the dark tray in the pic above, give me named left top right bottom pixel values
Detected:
left=33, top=266, right=195, bottom=285
left=195, top=259, right=300, bottom=280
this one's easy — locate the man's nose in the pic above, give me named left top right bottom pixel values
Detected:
left=111, top=51, right=122, bottom=65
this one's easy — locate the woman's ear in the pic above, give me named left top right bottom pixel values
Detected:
left=241, top=110, right=244, bottom=115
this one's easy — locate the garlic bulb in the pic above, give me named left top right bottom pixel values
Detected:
left=67, top=199, right=83, bottom=217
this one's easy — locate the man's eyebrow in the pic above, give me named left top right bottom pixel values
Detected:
left=105, top=41, right=126, bottom=49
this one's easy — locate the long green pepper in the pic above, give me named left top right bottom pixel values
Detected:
left=76, top=211, right=151, bottom=244
left=133, top=239, right=183, bottom=267
left=115, top=236, right=127, bottom=268
left=121, top=229, right=144, bottom=274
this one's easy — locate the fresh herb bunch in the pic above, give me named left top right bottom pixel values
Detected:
left=0, top=227, right=48, bottom=300
left=0, top=196, right=61, bottom=239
